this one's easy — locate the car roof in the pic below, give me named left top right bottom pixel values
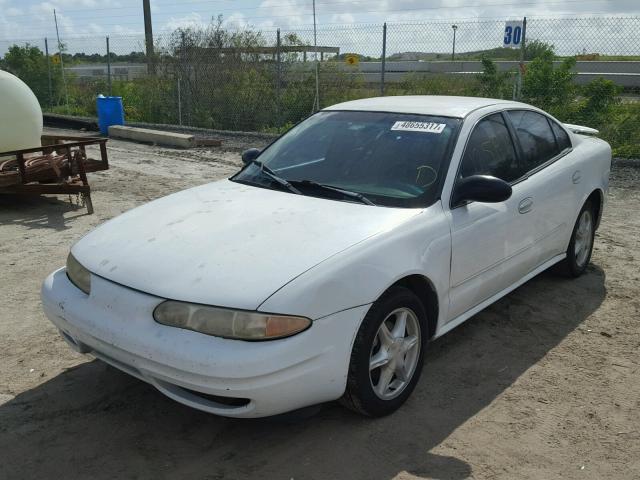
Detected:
left=323, top=95, right=528, bottom=118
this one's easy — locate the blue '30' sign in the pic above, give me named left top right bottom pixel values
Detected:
left=503, top=21, right=524, bottom=48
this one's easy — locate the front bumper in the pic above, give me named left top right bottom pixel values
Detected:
left=41, top=268, right=369, bottom=418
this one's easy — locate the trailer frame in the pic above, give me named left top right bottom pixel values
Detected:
left=0, top=135, right=109, bottom=214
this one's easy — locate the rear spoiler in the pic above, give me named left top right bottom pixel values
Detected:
left=564, top=123, right=599, bottom=136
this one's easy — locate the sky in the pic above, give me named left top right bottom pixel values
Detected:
left=0, top=0, right=639, bottom=56
left=1, top=0, right=639, bottom=40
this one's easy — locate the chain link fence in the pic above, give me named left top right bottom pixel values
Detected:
left=1, top=16, right=639, bottom=156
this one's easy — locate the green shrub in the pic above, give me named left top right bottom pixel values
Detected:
left=575, top=78, right=621, bottom=125
left=262, top=121, right=295, bottom=134
left=392, top=72, right=478, bottom=97
left=477, top=57, right=516, bottom=99
left=599, top=102, right=640, bottom=158
left=522, top=50, right=577, bottom=118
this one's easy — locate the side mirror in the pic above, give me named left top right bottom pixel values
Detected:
left=241, top=148, right=261, bottom=166
left=452, top=175, right=512, bottom=207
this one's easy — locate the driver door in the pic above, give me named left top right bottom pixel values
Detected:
left=447, top=113, right=538, bottom=321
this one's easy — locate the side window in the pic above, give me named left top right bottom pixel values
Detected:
left=459, top=113, right=520, bottom=182
left=550, top=120, right=572, bottom=151
left=507, top=110, right=560, bottom=171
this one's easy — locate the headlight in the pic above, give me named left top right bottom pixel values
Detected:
left=66, top=253, right=91, bottom=295
left=153, top=301, right=311, bottom=340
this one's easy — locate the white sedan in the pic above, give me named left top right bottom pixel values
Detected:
left=41, top=96, right=611, bottom=418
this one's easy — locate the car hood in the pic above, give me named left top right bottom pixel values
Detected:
left=72, top=180, right=420, bottom=310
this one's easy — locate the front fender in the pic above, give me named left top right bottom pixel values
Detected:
left=258, top=202, right=451, bottom=328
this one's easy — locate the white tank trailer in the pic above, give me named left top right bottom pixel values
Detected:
left=0, top=69, right=43, bottom=152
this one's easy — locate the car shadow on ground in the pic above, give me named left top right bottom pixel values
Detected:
left=0, top=266, right=606, bottom=480
left=0, top=194, right=88, bottom=231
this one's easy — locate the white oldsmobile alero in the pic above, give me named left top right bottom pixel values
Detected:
left=41, top=96, right=611, bottom=418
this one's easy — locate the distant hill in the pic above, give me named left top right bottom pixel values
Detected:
left=387, top=47, right=523, bottom=62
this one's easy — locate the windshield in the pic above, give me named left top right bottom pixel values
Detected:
left=232, top=110, right=461, bottom=208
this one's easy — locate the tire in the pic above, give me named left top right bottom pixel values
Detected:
left=556, top=200, right=596, bottom=277
left=340, top=286, right=428, bottom=417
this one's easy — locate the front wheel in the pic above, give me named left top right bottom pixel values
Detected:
left=557, top=201, right=595, bottom=277
left=340, top=286, right=427, bottom=417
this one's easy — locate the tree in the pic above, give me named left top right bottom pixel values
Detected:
left=524, top=40, right=555, bottom=61
left=578, top=78, right=621, bottom=125
left=166, top=16, right=276, bottom=130
left=477, top=57, right=514, bottom=99
left=521, top=49, right=576, bottom=117
left=0, top=44, right=59, bottom=105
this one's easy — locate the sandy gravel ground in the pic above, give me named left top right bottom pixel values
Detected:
left=0, top=129, right=638, bottom=480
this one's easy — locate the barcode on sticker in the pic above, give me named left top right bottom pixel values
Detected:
left=391, top=121, right=446, bottom=134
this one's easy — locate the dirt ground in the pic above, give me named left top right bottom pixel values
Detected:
left=0, top=128, right=639, bottom=480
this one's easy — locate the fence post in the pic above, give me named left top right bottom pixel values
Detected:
left=44, top=37, right=53, bottom=107
left=177, top=78, right=182, bottom=126
left=516, top=16, right=527, bottom=100
left=276, top=28, right=282, bottom=128
left=106, top=36, right=112, bottom=96
left=180, top=31, right=190, bottom=126
left=381, top=23, right=387, bottom=96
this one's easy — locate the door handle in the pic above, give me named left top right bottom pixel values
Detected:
left=518, top=197, right=533, bottom=214
left=572, top=170, right=582, bottom=184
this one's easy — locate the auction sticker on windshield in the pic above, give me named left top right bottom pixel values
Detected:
left=391, top=121, right=447, bottom=134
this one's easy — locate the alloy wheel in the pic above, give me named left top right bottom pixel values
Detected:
left=574, top=209, right=593, bottom=268
left=369, top=307, right=421, bottom=400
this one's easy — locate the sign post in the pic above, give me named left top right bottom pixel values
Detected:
left=518, top=17, right=527, bottom=99
left=504, top=18, right=527, bottom=99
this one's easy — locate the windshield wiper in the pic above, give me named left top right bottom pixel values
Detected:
left=292, top=180, right=376, bottom=206
left=248, top=160, right=302, bottom=195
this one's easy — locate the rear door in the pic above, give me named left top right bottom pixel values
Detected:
left=447, top=112, right=539, bottom=320
left=505, top=110, right=576, bottom=263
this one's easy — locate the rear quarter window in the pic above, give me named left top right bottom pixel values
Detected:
left=550, top=120, right=572, bottom=151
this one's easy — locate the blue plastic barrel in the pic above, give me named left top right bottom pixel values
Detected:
left=96, top=95, right=125, bottom=135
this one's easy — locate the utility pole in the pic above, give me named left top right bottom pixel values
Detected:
left=44, top=38, right=53, bottom=107
left=451, top=25, right=458, bottom=61
left=53, top=9, right=69, bottom=113
left=143, top=0, right=155, bottom=75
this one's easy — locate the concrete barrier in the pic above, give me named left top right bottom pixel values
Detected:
left=108, top=125, right=196, bottom=148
